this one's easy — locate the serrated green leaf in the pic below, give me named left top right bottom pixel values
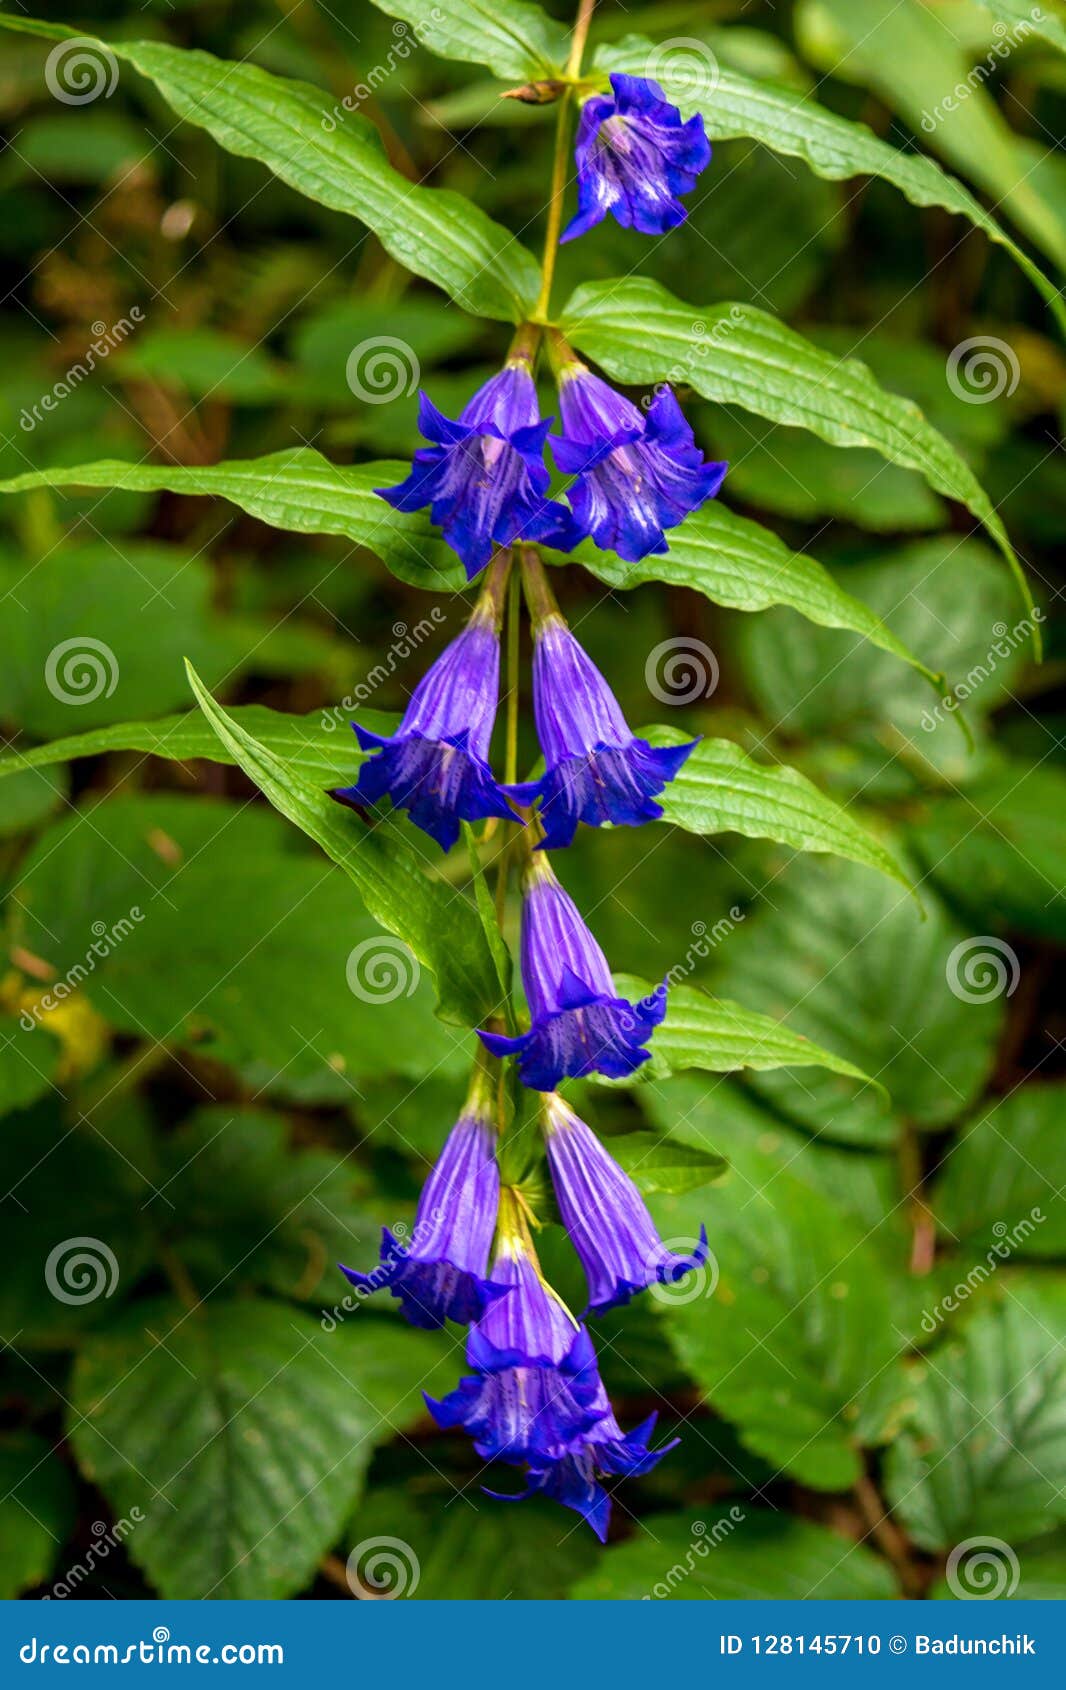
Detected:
left=593, top=35, right=1065, bottom=332
left=68, top=1298, right=452, bottom=1598
left=568, top=500, right=937, bottom=680
left=649, top=1160, right=907, bottom=1488
left=0, top=1435, right=76, bottom=1599
left=0, top=21, right=539, bottom=322
left=649, top=729, right=910, bottom=888
left=370, top=0, right=569, bottom=80
left=907, top=763, right=1066, bottom=943
left=712, top=859, right=1004, bottom=1147
left=885, top=1284, right=1066, bottom=1549
left=933, top=1085, right=1066, bottom=1260
left=186, top=666, right=499, bottom=1029
left=573, top=1506, right=899, bottom=1599
left=560, top=278, right=1035, bottom=641
left=613, top=975, right=876, bottom=1092
left=0, top=451, right=466, bottom=592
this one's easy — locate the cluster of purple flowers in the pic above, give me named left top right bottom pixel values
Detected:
left=334, top=76, right=718, bottom=1540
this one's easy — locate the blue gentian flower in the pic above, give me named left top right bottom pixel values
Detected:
left=507, top=605, right=698, bottom=849
left=552, top=363, right=727, bottom=562
left=339, top=1074, right=509, bottom=1329
left=543, top=1092, right=708, bottom=1314
left=477, top=852, right=666, bottom=1089
left=329, top=575, right=515, bottom=853
left=512, top=1382, right=677, bottom=1542
left=562, top=73, right=711, bottom=243
left=376, top=360, right=578, bottom=580
left=426, top=1199, right=605, bottom=1463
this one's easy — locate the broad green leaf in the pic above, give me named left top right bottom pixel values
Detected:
left=649, top=1156, right=908, bottom=1488
left=0, top=764, right=66, bottom=838
left=69, top=1298, right=452, bottom=1598
left=0, top=1435, right=76, bottom=1598
left=605, top=1130, right=725, bottom=1196
left=613, top=975, right=876, bottom=1091
left=933, top=1085, right=1066, bottom=1260
left=738, top=538, right=1034, bottom=797
left=885, top=1284, right=1066, bottom=1549
left=650, top=729, right=910, bottom=888
left=186, top=667, right=499, bottom=1029
left=0, top=540, right=243, bottom=738
left=0, top=452, right=467, bottom=592
left=9, top=795, right=469, bottom=1098
left=156, top=1108, right=380, bottom=1302
left=0, top=20, right=539, bottom=322
left=0, top=1100, right=156, bottom=1345
left=594, top=35, right=1066, bottom=331
left=560, top=278, right=1035, bottom=640
left=908, top=763, right=1066, bottom=943
left=712, top=859, right=1003, bottom=1147
left=573, top=1507, right=899, bottom=1599
left=346, top=1484, right=590, bottom=1599
left=569, top=500, right=938, bottom=681
left=370, top=0, right=569, bottom=79
left=807, top=0, right=1066, bottom=272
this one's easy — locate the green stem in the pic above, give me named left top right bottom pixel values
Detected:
left=493, top=560, right=523, bottom=934
left=532, top=0, right=598, bottom=322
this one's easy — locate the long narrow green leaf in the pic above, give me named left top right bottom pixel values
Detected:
left=0, top=451, right=467, bottom=593
left=0, top=18, right=538, bottom=322
left=649, top=730, right=910, bottom=890
left=0, top=452, right=932, bottom=669
left=594, top=36, right=1066, bottom=334
left=370, top=0, right=569, bottom=80
left=613, top=975, right=878, bottom=1091
left=571, top=503, right=938, bottom=684
left=561, top=278, right=1037, bottom=647
left=183, top=667, right=498, bottom=1029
